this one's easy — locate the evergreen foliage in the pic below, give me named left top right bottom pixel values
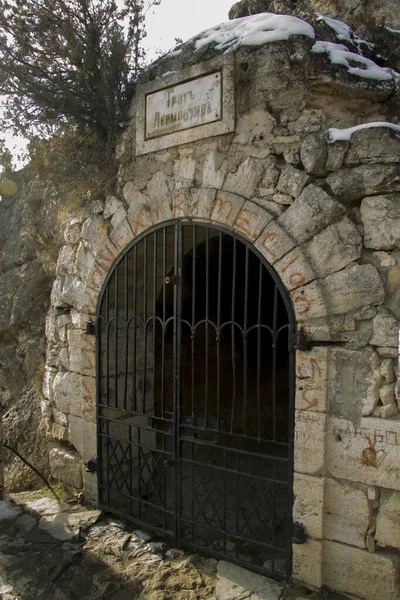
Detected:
left=0, top=0, right=159, bottom=142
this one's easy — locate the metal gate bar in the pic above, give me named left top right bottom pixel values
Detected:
left=97, top=221, right=294, bottom=580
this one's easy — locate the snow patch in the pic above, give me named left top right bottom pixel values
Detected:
left=385, top=26, right=400, bottom=34
left=194, top=13, right=315, bottom=53
left=312, top=41, right=393, bottom=81
left=316, top=13, right=374, bottom=51
left=328, top=121, right=400, bottom=142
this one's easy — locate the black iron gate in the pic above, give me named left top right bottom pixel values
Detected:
left=96, top=221, right=295, bottom=579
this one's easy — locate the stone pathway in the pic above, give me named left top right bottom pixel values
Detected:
left=0, top=493, right=351, bottom=600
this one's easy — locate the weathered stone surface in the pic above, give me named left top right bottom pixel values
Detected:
left=173, top=156, right=196, bottom=189
left=50, top=275, right=86, bottom=310
left=108, top=217, right=133, bottom=252
left=233, top=201, right=273, bottom=241
left=49, top=446, right=83, bottom=489
left=233, top=108, right=275, bottom=147
left=202, top=151, right=228, bottom=188
left=380, top=358, right=395, bottom=383
left=294, top=411, right=327, bottom=475
left=327, top=164, right=400, bottom=205
left=323, top=263, right=384, bottom=315
left=295, top=347, right=330, bottom=413
left=293, top=474, right=325, bottom=539
left=80, top=216, right=108, bottom=255
left=369, top=309, right=399, bottom=348
left=63, top=218, right=82, bottom=245
left=103, top=195, right=126, bottom=220
left=329, top=347, right=382, bottom=418
left=360, top=194, right=400, bottom=251
left=300, top=133, right=328, bottom=176
left=326, top=141, right=348, bottom=172
left=56, top=245, right=76, bottom=276
left=188, top=187, right=217, bottom=219
left=74, top=242, right=96, bottom=281
left=211, top=191, right=245, bottom=226
left=39, top=509, right=101, bottom=540
left=216, top=560, right=283, bottom=600
left=67, top=329, right=95, bottom=377
left=327, top=416, right=400, bottom=491
left=224, top=157, right=264, bottom=198
left=52, top=371, right=84, bottom=417
left=276, top=165, right=310, bottom=198
left=255, top=220, right=296, bottom=265
left=324, top=478, right=369, bottom=548
left=26, top=498, right=70, bottom=516
left=258, top=164, right=279, bottom=197
left=278, top=184, right=344, bottom=244
left=172, top=189, right=190, bottom=218
left=379, top=384, right=395, bottom=406
left=275, top=247, right=315, bottom=291
left=376, top=489, right=400, bottom=549
left=290, top=281, right=327, bottom=322
left=126, top=192, right=153, bottom=236
left=292, top=539, right=323, bottom=589
left=304, top=217, right=362, bottom=278
left=323, top=540, right=400, bottom=600
left=52, top=422, right=68, bottom=441
left=272, top=192, right=293, bottom=205
left=345, top=128, right=400, bottom=166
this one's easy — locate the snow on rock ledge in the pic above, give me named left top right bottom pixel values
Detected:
left=329, top=122, right=400, bottom=143
left=194, top=13, right=315, bottom=53
left=312, top=41, right=394, bottom=81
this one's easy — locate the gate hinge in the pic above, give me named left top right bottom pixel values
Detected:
left=85, top=321, right=96, bottom=336
left=292, top=522, right=308, bottom=544
left=293, top=329, right=310, bottom=351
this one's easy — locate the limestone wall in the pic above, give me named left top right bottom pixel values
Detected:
left=42, top=26, right=400, bottom=600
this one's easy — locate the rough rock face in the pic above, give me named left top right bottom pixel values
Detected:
left=229, top=0, right=400, bottom=28
left=0, top=183, right=60, bottom=490
left=228, top=0, right=400, bottom=72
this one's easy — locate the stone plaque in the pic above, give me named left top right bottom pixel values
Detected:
left=136, top=55, right=235, bottom=155
left=145, top=71, right=222, bottom=140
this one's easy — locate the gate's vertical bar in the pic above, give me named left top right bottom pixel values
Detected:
left=174, top=221, right=183, bottom=538
left=204, top=227, right=209, bottom=424
left=216, top=232, right=222, bottom=430
left=96, top=307, right=102, bottom=506
left=191, top=225, right=196, bottom=420
left=271, top=284, right=279, bottom=571
left=105, top=287, right=110, bottom=408
left=114, top=265, right=119, bottom=409
left=272, top=286, right=278, bottom=441
left=287, top=292, right=296, bottom=579
left=257, top=262, right=263, bottom=441
left=152, top=231, right=157, bottom=415
left=230, top=238, right=237, bottom=433
left=242, top=246, right=249, bottom=435
left=132, top=245, right=138, bottom=413
left=123, top=254, right=129, bottom=411
left=142, top=237, right=148, bottom=414
left=161, top=228, right=166, bottom=419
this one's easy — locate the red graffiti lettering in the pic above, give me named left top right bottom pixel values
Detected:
left=235, top=208, right=259, bottom=240
left=261, top=232, right=278, bottom=259
left=215, top=196, right=232, bottom=220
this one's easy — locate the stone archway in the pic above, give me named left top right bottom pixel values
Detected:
left=95, top=219, right=296, bottom=579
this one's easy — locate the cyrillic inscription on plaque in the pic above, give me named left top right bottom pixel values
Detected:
left=145, top=71, right=222, bottom=139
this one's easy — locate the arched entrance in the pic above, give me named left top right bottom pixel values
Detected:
left=96, top=221, right=295, bottom=579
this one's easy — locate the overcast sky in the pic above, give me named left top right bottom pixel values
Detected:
left=144, top=0, right=235, bottom=59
